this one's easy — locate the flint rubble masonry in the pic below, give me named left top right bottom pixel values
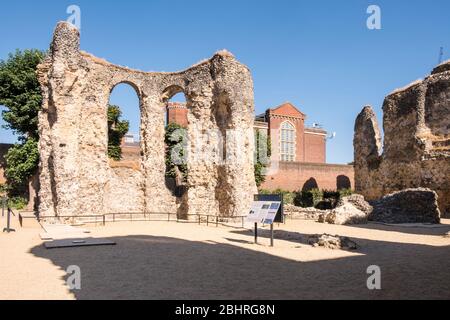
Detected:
left=354, top=62, right=450, bottom=216
left=37, top=22, right=257, bottom=219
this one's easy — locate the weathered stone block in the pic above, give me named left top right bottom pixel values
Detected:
left=337, top=194, right=373, bottom=215
left=318, top=202, right=368, bottom=225
left=369, top=188, right=441, bottom=224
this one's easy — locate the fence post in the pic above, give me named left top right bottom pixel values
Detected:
left=3, top=207, right=16, bottom=233
left=242, top=216, right=244, bottom=228
left=1, top=197, right=5, bottom=217
left=102, top=215, right=105, bottom=226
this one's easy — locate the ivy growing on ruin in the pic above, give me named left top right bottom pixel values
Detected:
left=107, top=104, right=130, bottom=161
left=164, top=122, right=188, bottom=182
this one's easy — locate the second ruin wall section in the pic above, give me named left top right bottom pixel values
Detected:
left=354, top=63, right=450, bottom=215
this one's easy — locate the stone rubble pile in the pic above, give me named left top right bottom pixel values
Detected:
left=286, top=189, right=441, bottom=225
left=307, top=234, right=358, bottom=250
left=318, top=194, right=370, bottom=225
left=283, top=204, right=326, bottom=220
left=318, top=203, right=367, bottom=225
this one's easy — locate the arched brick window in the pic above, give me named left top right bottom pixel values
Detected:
left=280, top=121, right=296, bottom=161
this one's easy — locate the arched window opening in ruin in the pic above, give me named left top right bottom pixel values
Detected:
left=164, top=89, right=188, bottom=197
left=108, top=83, right=141, bottom=170
left=280, top=121, right=296, bottom=162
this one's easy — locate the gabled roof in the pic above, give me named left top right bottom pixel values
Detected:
left=268, top=102, right=306, bottom=118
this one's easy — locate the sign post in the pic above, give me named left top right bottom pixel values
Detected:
left=1, top=197, right=5, bottom=217
left=270, top=224, right=274, bottom=247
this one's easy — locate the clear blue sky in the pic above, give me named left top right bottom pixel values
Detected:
left=1, top=0, right=449, bottom=164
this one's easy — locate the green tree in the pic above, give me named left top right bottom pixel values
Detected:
left=4, top=138, right=39, bottom=187
left=165, top=122, right=188, bottom=181
left=254, top=129, right=271, bottom=187
left=0, top=50, right=45, bottom=139
left=107, top=105, right=130, bottom=160
left=0, top=49, right=45, bottom=194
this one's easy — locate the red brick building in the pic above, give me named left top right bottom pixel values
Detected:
left=166, top=102, right=189, bottom=127
left=167, top=101, right=354, bottom=192
left=0, top=143, right=12, bottom=186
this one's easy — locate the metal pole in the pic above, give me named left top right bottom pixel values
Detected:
left=6, top=208, right=11, bottom=231
left=1, top=197, right=5, bottom=217
left=270, top=223, right=274, bottom=247
left=254, top=222, right=258, bottom=244
left=103, top=215, right=105, bottom=226
left=206, top=215, right=209, bottom=226
left=241, top=216, right=244, bottom=228
left=3, top=207, right=15, bottom=233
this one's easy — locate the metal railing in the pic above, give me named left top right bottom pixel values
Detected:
left=196, top=214, right=247, bottom=228
left=38, top=211, right=248, bottom=229
left=39, top=211, right=177, bottom=225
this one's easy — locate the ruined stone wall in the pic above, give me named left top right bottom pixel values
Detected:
left=37, top=22, right=257, bottom=219
left=354, top=63, right=450, bottom=215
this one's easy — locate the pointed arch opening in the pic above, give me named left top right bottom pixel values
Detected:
left=162, top=86, right=189, bottom=198
left=107, top=82, right=142, bottom=170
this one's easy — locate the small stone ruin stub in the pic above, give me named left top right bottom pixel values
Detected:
left=37, top=22, right=257, bottom=219
left=354, top=62, right=450, bottom=216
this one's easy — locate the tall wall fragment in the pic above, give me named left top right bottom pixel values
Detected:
left=354, top=63, right=450, bottom=215
left=37, top=22, right=257, bottom=219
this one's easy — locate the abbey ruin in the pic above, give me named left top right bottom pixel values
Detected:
left=36, top=22, right=257, bottom=219
left=354, top=62, right=450, bottom=216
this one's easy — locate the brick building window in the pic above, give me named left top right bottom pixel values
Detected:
left=280, top=121, right=296, bottom=161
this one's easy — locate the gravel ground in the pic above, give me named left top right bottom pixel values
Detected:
left=0, top=214, right=449, bottom=300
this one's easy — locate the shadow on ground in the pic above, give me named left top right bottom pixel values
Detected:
left=30, top=233, right=450, bottom=300
left=284, top=218, right=450, bottom=237
left=348, top=220, right=450, bottom=236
